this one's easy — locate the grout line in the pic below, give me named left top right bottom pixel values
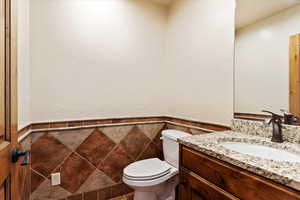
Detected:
left=73, top=151, right=98, bottom=170
left=72, top=150, right=117, bottom=185
left=100, top=144, right=120, bottom=167
left=31, top=167, right=49, bottom=181
left=51, top=150, right=74, bottom=177
left=135, top=140, right=152, bottom=162
left=100, top=125, right=135, bottom=163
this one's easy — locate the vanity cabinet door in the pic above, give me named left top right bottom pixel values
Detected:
left=181, top=146, right=300, bottom=200
left=179, top=169, right=239, bottom=200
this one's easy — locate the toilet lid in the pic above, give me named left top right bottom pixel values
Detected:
left=123, top=158, right=171, bottom=181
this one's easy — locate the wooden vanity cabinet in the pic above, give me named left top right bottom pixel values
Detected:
left=179, top=145, right=300, bottom=200
left=179, top=169, right=238, bottom=200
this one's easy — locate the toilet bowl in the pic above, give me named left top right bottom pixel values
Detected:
left=123, top=129, right=191, bottom=200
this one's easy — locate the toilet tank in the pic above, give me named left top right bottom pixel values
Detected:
left=162, top=129, right=191, bottom=168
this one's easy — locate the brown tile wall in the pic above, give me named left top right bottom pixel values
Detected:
left=17, top=135, right=31, bottom=200
left=28, top=121, right=210, bottom=200
left=18, top=116, right=227, bottom=200
left=30, top=123, right=165, bottom=200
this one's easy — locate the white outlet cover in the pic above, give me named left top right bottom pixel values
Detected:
left=51, top=173, right=61, bottom=186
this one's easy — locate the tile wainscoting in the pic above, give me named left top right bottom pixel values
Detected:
left=18, top=116, right=230, bottom=200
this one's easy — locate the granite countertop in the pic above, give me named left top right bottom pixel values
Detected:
left=178, top=131, right=300, bottom=191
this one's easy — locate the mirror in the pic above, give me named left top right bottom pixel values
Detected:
left=234, top=0, right=300, bottom=122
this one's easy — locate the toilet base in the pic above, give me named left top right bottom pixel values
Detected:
left=134, top=191, right=157, bottom=200
left=130, top=175, right=178, bottom=200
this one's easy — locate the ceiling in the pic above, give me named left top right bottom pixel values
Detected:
left=236, top=0, right=300, bottom=29
left=150, top=0, right=173, bottom=5
left=150, top=0, right=300, bottom=29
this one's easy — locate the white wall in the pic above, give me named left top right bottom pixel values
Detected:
left=30, top=0, right=168, bottom=122
left=18, top=0, right=31, bottom=129
left=166, top=0, right=235, bottom=125
left=235, top=4, right=300, bottom=114
left=18, top=0, right=235, bottom=126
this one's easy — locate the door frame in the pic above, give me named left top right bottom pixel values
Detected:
left=290, top=34, right=300, bottom=118
left=0, top=0, right=18, bottom=199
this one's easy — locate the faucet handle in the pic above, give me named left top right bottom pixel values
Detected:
left=262, top=110, right=280, bottom=117
left=263, top=110, right=284, bottom=143
left=262, top=110, right=282, bottom=124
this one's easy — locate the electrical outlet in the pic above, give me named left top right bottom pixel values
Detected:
left=51, top=173, right=61, bottom=186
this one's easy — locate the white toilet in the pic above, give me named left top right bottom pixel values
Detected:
left=123, top=129, right=191, bottom=200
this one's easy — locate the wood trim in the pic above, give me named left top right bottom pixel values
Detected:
left=290, top=34, right=300, bottom=118
left=0, top=0, right=17, bottom=198
left=180, top=168, right=239, bottom=200
left=0, top=0, right=5, bottom=139
left=4, top=0, right=11, bottom=141
left=4, top=0, right=17, bottom=142
left=4, top=0, right=18, bottom=199
left=0, top=142, right=11, bottom=186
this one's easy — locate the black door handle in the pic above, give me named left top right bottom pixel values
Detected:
left=11, top=148, right=30, bottom=166
left=180, top=179, right=187, bottom=185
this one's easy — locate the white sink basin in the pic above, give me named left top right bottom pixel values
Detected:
left=221, top=142, right=300, bottom=163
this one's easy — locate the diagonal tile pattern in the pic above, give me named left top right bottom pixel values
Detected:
left=50, top=129, right=93, bottom=151
left=119, top=126, right=151, bottom=160
left=31, top=179, right=71, bottom=200
left=31, top=122, right=193, bottom=200
left=76, top=129, right=116, bottom=166
left=31, top=132, right=46, bottom=144
left=152, top=125, right=165, bottom=151
left=31, top=133, right=72, bottom=177
left=98, top=146, right=133, bottom=182
left=31, top=169, right=45, bottom=193
left=76, top=169, right=115, bottom=194
left=55, top=152, right=96, bottom=193
left=100, top=125, right=134, bottom=144
left=137, top=123, right=164, bottom=140
left=137, top=142, right=163, bottom=161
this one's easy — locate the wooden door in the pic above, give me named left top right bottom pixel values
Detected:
left=0, top=0, right=19, bottom=199
left=179, top=169, right=239, bottom=200
left=290, top=34, right=300, bottom=117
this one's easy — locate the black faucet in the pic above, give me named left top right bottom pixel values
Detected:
left=262, top=110, right=283, bottom=143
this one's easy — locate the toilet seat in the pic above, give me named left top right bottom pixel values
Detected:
left=122, top=130, right=191, bottom=200
left=123, top=158, right=171, bottom=181
left=123, top=159, right=179, bottom=187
